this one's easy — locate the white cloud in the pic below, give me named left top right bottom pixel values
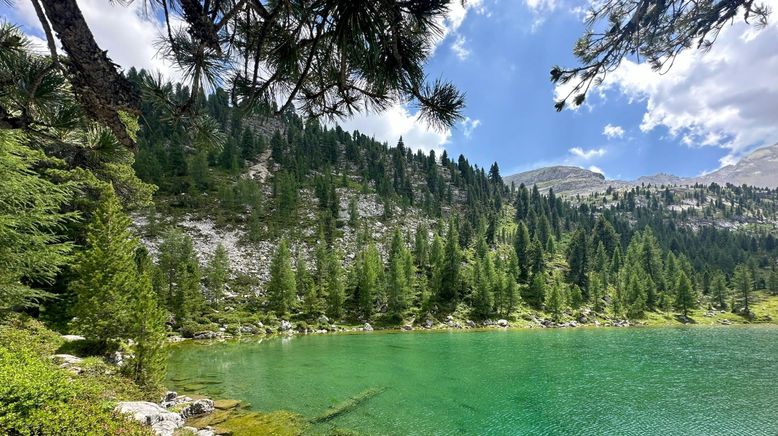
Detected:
left=602, top=124, right=625, bottom=139
left=461, top=117, right=481, bottom=138
left=524, top=0, right=559, bottom=31
left=431, top=0, right=487, bottom=54
left=588, top=0, right=778, bottom=167
left=451, top=35, right=471, bottom=61
left=569, top=147, right=606, bottom=160
left=9, top=0, right=180, bottom=80
left=337, top=105, right=451, bottom=156
left=588, top=165, right=604, bottom=175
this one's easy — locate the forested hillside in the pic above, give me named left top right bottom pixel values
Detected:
left=120, top=67, right=778, bottom=336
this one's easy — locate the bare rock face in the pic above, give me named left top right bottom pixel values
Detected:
left=694, top=143, right=778, bottom=188
left=115, top=401, right=184, bottom=436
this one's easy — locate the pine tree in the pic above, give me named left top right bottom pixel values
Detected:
left=70, top=187, right=138, bottom=342
left=528, top=237, right=545, bottom=275
left=268, top=238, right=296, bottom=317
left=674, top=270, right=695, bottom=317
left=205, top=244, right=230, bottom=304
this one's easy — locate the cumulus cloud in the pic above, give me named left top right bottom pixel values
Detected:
left=451, top=35, right=471, bottom=61
left=524, top=0, right=559, bottom=31
left=602, top=124, right=625, bottom=139
left=586, top=0, right=778, bottom=167
left=461, top=117, right=482, bottom=138
left=337, top=105, right=451, bottom=156
left=569, top=147, right=606, bottom=160
left=9, top=0, right=180, bottom=80
left=588, top=165, right=604, bottom=175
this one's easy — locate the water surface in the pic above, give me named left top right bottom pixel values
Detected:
left=167, top=327, right=778, bottom=435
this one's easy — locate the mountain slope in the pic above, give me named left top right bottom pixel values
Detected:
left=506, top=143, right=778, bottom=195
left=694, top=143, right=778, bottom=188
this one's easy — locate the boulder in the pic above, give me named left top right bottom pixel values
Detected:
left=239, top=325, right=257, bottom=335
left=496, top=319, right=509, bottom=327
left=363, top=323, right=374, bottom=332
left=279, top=320, right=293, bottom=332
left=466, top=320, right=476, bottom=328
left=317, top=315, right=330, bottom=324
left=180, top=399, right=215, bottom=419
left=116, top=401, right=184, bottom=436
left=423, top=319, right=434, bottom=329
left=193, top=331, right=222, bottom=340
left=401, top=325, right=413, bottom=331
left=61, top=334, right=85, bottom=342
left=50, top=354, right=83, bottom=367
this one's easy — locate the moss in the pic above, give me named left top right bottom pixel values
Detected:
left=187, top=408, right=306, bottom=436
left=212, top=410, right=307, bottom=436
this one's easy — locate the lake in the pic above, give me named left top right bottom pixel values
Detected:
left=166, top=326, right=778, bottom=435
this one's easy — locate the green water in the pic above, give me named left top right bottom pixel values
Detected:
left=167, top=327, right=778, bottom=435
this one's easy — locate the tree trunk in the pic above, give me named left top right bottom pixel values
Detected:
left=38, top=0, right=140, bottom=148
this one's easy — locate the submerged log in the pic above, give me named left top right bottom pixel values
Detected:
left=311, top=387, right=386, bottom=423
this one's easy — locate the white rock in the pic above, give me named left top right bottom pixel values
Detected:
left=61, top=334, right=85, bottom=342
left=496, top=319, right=509, bottom=327
left=116, top=401, right=184, bottom=436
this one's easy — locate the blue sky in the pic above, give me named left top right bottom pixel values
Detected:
left=4, top=0, right=778, bottom=180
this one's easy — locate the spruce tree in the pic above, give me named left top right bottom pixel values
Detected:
left=768, top=266, right=778, bottom=296
left=472, top=253, right=495, bottom=319
left=626, top=271, right=647, bottom=319
left=268, top=239, right=296, bottom=317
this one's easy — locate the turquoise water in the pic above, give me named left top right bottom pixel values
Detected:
left=167, top=327, right=778, bottom=435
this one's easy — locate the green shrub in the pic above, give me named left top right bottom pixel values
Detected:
left=0, top=318, right=152, bottom=435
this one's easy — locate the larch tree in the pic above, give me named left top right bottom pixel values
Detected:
left=205, top=244, right=230, bottom=304
left=674, top=270, right=695, bottom=318
left=268, top=238, right=296, bottom=317
left=70, top=187, right=138, bottom=342
left=733, top=264, right=753, bottom=316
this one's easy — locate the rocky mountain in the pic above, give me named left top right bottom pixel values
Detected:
left=503, top=166, right=616, bottom=194
left=693, top=143, right=778, bottom=189
left=506, top=143, right=778, bottom=195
